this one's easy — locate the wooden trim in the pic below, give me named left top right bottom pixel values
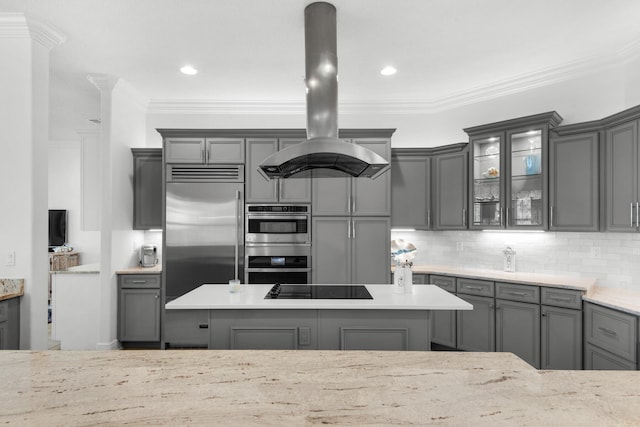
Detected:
left=156, top=128, right=396, bottom=139
left=463, top=111, right=563, bottom=136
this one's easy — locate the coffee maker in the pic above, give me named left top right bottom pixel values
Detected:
left=140, top=245, right=158, bottom=268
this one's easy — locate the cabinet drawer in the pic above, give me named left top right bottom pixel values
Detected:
left=541, top=287, right=583, bottom=310
left=0, top=300, right=7, bottom=323
left=457, top=278, right=494, bottom=297
left=584, top=342, right=637, bottom=370
left=585, top=303, right=637, bottom=363
left=411, top=274, right=427, bottom=285
left=429, top=275, right=456, bottom=293
left=496, top=282, right=540, bottom=304
left=119, top=274, right=161, bottom=288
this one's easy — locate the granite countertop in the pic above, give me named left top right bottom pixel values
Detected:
left=167, top=284, right=473, bottom=311
left=50, top=263, right=100, bottom=274
left=116, top=265, right=162, bottom=274
left=0, top=279, right=24, bottom=301
left=409, top=264, right=640, bottom=316
left=1, top=350, right=639, bottom=425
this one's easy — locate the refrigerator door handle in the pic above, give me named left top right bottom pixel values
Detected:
left=235, top=190, right=241, bottom=280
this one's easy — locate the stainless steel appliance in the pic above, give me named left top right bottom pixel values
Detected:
left=165, top=164, right=244, bottom=299
left=139, top=244, right=158, bottom=267
left=245, top=244, right=311, bottom=285
left=245, top=204, right=310, bottom=244
left=264, top=284, right=373, bottom=299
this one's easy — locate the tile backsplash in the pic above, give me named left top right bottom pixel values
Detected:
left=391, top=230, right=640, bottom=290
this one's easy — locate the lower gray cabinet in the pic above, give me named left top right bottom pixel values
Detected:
left=584, top=342, right=637, bottom=370
left=429, top=275, right=457, bottom=348
left=456, top=294, right=495, bottom=352
left=164, top=309, right=210, bottom=348
left=0, top=297, right=20, bottom=350
left=496, top=299, right=540, bottom=368
left=541, top=305, right=582, bottom=370
left=118, top=274, right=161, bottom=344
left=584, top=302, right=638, bottom=370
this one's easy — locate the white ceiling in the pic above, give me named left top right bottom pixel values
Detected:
left=2, top=0, right=640, bottom=137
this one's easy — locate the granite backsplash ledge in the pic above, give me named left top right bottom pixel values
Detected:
left=0, top=279, right=25, bottom=301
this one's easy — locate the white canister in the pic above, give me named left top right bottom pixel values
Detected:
left=229, top=279, right=241, bottom=293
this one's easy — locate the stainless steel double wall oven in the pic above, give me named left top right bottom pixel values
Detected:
left=244, top=204, right=311, bottom=284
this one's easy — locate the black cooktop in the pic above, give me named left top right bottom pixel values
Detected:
left=265, top=284, right=373, bottom=299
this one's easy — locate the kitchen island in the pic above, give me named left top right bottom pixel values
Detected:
left=2, top=350, right=639, bottom=425
left=165, top=284, right=471, bottom=350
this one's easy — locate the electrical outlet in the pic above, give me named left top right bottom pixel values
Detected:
left=6, top=251, right=15, bottom=266
left=591, top=247, right=601, bottom=258
left=456, top=242, right=464, bottom=252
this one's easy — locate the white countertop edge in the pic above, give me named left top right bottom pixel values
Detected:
left=166, top=284, right=473, bottom=311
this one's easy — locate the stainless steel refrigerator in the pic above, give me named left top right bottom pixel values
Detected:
left=164, top=165, right=244, bottom=300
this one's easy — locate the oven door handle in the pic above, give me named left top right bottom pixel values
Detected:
left=235, top=190, right=241, bottom=281
left=245, top=268, right=311, bottom=273
left=246, top=215, right=309, bottom=220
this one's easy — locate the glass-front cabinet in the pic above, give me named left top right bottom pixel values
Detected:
left=465, top=112, right=563, bottom=230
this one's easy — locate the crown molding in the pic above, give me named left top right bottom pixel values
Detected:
left=87, top=74, right=119, bottom=93
left=0, top=13, right=66, bottom=49
left=147, top=38, right=640, bottom=116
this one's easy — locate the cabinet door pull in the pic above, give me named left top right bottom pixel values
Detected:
left=198, top=323, right=209, bottom=329
left=462, top=209, right=467, bottom=227
left=506, top=207, right=510, bottom=227
left=636, top=202, right=639, bottom=228
left=550, top=205, right=554, bottom=228
left=548, top=296, right=572, bottom=303
left=352, top=196, right=356, bottom=214
left=202, top=143, right=207, bottom=163
left=631, top=203, right=634, bottom=228
left=598, top=326, right=617, bottom=336
left=427, top=211, right=431, bottom=228
left=465, top=285, right=483, bottom=291
left=131, top=280, right=147, bottom=284
left=508, top=291, right=527, bottom=296
left=347, top=220, right=352, bottom=239
left=352, top=220, right=356, bottom=239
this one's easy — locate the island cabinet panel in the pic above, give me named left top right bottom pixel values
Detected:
left=496, top=299, right=541, bottom=368
left=429, top=275, right=457, bottom=348
left=318, top=310, right=430, bottom=351
left=209, top=310, right=318, bottom=350
left=548, top=132, right=600, bottom=231
left=163, top=310, right=209, bottom=348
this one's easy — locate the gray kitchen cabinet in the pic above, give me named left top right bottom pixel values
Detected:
left=391, top=149, right=431, bottom=229
left=132, top=148, right=162, bottom=230
left=584, top=302, right=637, bottom=369
left=429, top=275, right=457, bottom=348
left=548, top=132, right=600, bottom=231
left=432, top=149, right=468, bottom=230
left=163, top=309, right=209, bottom=348
left=117, top=274, right=161, bottom=344
left=496, top=299, right=540, bottom=368
left=205, top=138, right=245, bottom=164
left=465, top=112, right=562, bottom=230
left=312, top=216, right=391, bottom=285
left=456, top=293, right=495, bottom=352
left=541, top=305, right=582, bottom=370
left=313, top=138, right=391, bottom=216
left=0, top=297, right=20, bottom=350
left=165, top=137, right=244, bottom=164
left=584, top=342, right=637, bottom=370
left=246, top=138, right=311, bottom=203
left=605, top=119, right=640, bottom=232
left=165, top=137, right=205, bottom=163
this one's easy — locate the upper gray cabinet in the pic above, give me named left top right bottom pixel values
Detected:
left=464, top=112, right=563, bottom=230
left=165, top=137, right=244, bottom=164
left=548, top=131, right=600, bottom=231
left=391, top=149, right=431, bottom=229
left=132, top=148, right=162, bottom=230
left=605, top=119, right=640, bottom=232
left=313, top=137, right=392, bottom=216
left=432, top=149, right=468, bottom=230
left=245, top=138, right=311, bottom=203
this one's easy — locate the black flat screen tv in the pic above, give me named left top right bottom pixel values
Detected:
left=48, top=209, right=67, bottom=250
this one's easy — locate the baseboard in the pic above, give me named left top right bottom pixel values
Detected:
left=95, top=339, right=120, bottom=350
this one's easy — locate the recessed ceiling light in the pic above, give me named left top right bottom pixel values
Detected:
left=180, top=65, right=198, bottom=75
left=380, top=66, right=397, bottom=76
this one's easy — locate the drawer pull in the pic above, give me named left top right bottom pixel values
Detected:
left=131, top=280, right=147, bottom=284
left=465, top=286, right=484, bottom=291
left=548, top=296, right=572, bottom=303
left=198, top=324, right=209, bottom=329
left=507, top=291, right=527, bottom=296
left=598, top=326, right=617, bottom=336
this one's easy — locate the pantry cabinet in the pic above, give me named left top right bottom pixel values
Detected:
left=464, top=112, right=562, bottom=230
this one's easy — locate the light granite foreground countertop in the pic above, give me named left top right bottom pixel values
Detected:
left=1, top=350, right=639, bottom=426
left=0, top=279, right=24, bottom=301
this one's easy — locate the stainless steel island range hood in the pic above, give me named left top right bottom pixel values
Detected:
left=258, top=2, right=390, bottom=179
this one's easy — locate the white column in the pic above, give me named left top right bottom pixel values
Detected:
left=0, top=14, right=65, bottom=349
left=87, top=75, right=120, bottom=349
